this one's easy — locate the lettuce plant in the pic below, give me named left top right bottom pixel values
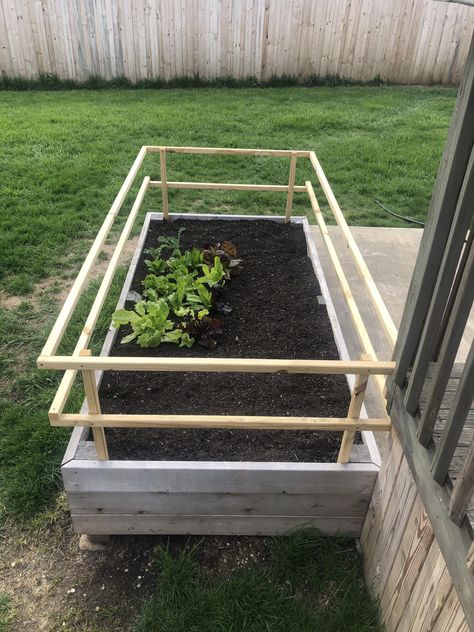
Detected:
left=112, top=229, right=240, bottom=349
left=112, top=299, right=194, bottom=348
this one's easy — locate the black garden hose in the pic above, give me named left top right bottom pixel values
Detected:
left=374, top=199, right=425, bottom=227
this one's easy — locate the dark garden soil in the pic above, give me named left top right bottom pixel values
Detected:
left=100, top=218, right=353, bottom=462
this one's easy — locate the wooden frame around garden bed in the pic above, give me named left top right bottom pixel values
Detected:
left=37, top=146, right=397, bottom=536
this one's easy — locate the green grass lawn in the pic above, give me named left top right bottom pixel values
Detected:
left=0, top=86, right=455, bottom=296
left=0, top=85, right=456, bottom=631
left=134, top=533, right=381, bottom=632
left=0, top=86, right=456, bottom=521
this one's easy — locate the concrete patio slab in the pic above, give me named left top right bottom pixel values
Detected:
left=310, top=225, right=473, bottom=459
left=311, top=226, right=421, bottom=362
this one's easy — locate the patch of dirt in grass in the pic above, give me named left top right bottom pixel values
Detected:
left=0, top=500, right=268, bottom=631
left=0, top=504, right=156, bottom=631
left=0, top=237, right=138, bottom=311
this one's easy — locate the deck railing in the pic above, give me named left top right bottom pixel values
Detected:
left=389, top=32, right=474, bottom=549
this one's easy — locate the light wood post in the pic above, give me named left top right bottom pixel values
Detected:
left=80, top=350, right=108, bottom=460
left=309, top=151, right=398, bottom=348
left=285, top=152, right=297, bottom=223
left=306, top=181, right=387, bottom=401
left=338, top=357, right=369, bottom=463
left=159, top=147, right=169, bottom=220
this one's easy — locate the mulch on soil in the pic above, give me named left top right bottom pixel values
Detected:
left=100, top=219, right=352, bottom=462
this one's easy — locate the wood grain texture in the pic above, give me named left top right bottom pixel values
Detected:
left=70, top=513, right=366, bottom=536
left=62, top=460, right=378, bottom=494
left=2, top=0, right=473, bottom=84
left=361, top=427, right=471, bottom=632
left=52, top=412, right=391, bottom=432
left=67, top=490, right=371, bottom=517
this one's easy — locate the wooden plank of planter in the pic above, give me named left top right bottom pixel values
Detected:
left=305, top=181, right=387, bottom=400
left=37, top=355, right=395, bottom=374
left=70, top=513, right=365, bottom=537
left=309, top=152, right=398, bottom=348
left=62, top=461, right=378, bottom=494
left=149, top=180, right=307, bottom=192
left=159, top=147, right=169, bottom=220
left=145, top=145, right=311, bottom=157
left=285, top=151, right=297, bottom=223
left=40, top=145, right=147, bottom=357
left=67, top=491, right=371, bottom=517
left=53, top=413, right=391, bottom=431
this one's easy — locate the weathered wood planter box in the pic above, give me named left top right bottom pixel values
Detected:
left=38, top=146, right=394, bottom=538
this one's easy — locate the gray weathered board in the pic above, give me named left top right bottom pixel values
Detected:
left=62, top=213, right=381, bottom=536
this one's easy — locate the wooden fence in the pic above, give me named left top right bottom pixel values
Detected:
left=1, top=0, right=474, bottom=85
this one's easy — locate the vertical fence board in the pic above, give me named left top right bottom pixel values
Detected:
left=1, top=0, right=473, bottom=84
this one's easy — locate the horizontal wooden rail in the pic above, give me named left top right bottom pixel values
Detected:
left=51, top=412, right=391, bottom=431
left=47, top=177, right=150, bottom=419
left=309, top=152, right=398, bottom=348
left=40, top=145, right=147, bottom=357
left=35, top=145, right=398, bottom=446
left=37, top=356, right=395, bottom=374
left=145, top=145, right=311, bottom=157
left=149, top=180, right=307, bottom=193
left=305, top=181, right=387, bottom=400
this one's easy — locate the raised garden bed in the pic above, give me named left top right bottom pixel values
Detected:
left=38, top=146, right=394, bottom=538
left=61, top=213, right=380, bottom=537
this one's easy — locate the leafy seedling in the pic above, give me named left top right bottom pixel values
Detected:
left=180, top=314, right=224, bottom=349
left=202, top=241, right=243, bottom=279
left=112, top=299, right=194, bottom=348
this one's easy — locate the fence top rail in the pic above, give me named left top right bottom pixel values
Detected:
left=37, top=355, right=395, bottom=374
left=145, top=145, right=311, bottom=157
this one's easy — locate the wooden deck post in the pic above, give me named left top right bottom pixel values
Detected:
left=80, top=350, right=108, bottom=460
left=467, top=541, right=474, bottom=574
left=392, top=32, right=474, bottom=388
left=159, top=147, right=169, bottom=220
left=285, top=152, right=297, bottom=223
left=449, top=435, right=474, bottom=525
left=404, top=149, right=474, bottom=415
left=417, top=235, right=474, bottom=446
left=338, top=356, right=369, bottom=463
left=431, top=340, right=474, bottom=485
